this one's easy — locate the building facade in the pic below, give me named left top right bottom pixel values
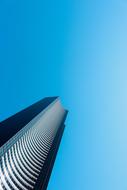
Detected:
left=0, top=97, right=68, bottom=190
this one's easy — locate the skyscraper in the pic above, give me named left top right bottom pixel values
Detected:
left=0, top=97, right=68, bottom=190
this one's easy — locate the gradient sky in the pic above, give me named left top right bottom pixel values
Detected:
left=1, top=0, right=127, bottom=189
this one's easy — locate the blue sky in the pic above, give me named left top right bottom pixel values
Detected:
left=1, top=0, right=127, bottom=189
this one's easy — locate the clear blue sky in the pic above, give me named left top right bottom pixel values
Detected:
left=0, top=0, right=127, bottom=189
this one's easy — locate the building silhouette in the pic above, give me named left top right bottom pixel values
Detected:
left=0, top=97, right=68, bottom=190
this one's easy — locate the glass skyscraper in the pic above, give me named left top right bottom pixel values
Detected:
left=0, top=97, right=68, bottom=190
